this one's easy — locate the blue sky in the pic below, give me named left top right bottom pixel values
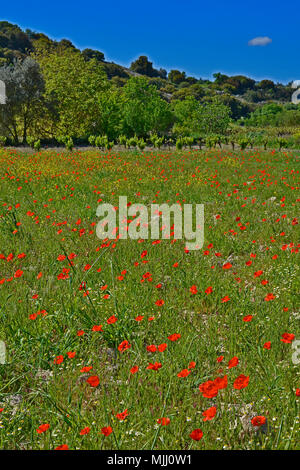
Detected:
left=1, top=0, right=299, bottom=83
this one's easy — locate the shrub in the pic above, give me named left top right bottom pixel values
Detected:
left=238, top=137, right=249, bottom=150
left=277, top=138, right=288, bottom=150
left=88, top=135, right=96, bottom=146
left=155, top=137, right=164, bottom=149
left=118, top=135, right=127, bottom=148
left=137, top=138, right=146, bottom=150
left=176, top=137, right=184, bottom=150
left=0, top=136, right=7, bottom=147
left=127, top=136, right=138, bottom=148
left=33, top=139, right=41, bottom=151
left=183, top=136, right=194, bottom=149
left=65, top=137, right=74, bottom=151
left=95, top=135, right=108, bottom=149
left=26, top=136, right=35, bottom=148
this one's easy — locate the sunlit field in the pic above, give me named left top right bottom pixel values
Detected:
left=0, top=147, right=299, bottom=450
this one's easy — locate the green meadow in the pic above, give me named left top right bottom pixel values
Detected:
left=0, top=147, right=299, bottom=450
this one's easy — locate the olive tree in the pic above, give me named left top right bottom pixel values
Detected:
left=0, top=57, right=45, bottom=143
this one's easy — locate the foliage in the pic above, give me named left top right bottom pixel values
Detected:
left=33, top=47, right=109, bottom=138
left=173, top=97, right=231, bottom=137
left=121, top=77, right=173, bottom=137
left=130, top=56, right=166, bottom=78
left=0, top=57, right=46, bottom=143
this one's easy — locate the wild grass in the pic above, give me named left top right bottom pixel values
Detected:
left=0, top=147, right=299, bottom=450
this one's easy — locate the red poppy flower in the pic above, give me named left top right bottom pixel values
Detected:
left=263, top=341, right=271, bottom=350
left=214, top=375, right=228, bottom=390
left=55, top=444, right=69, bottom=450
left=280, top=333, right=295, bottom=344
left=116, top=409, right=128, bottom=421
left=177, top=368, right=191, bottom=378
left=107, top=315, right=117, bottom=324
left=86, top=375, right=100, bottom=387
left=118, top=340, right=131, bottom=352
left=190, top=285, right=198, bottom=294
left=92, top=324, right=103, bottom=332
left=202, top=406, right=217, bottom=421
left=254, top=270, right=263, bottom=277
left=80, top=427, right=91, bottom=435
left=80, top=366, right=93, bottom=373
left=14, top=269, right=24, bottom=278
left=264, top=293, right=275, bottom=301
left=147, top=362, right=162, bottom=371
left=130, top=365, right=139, bottom=374
left=251, top=416, right=266, bottom=427
left=135, top=315, right=144, bottom=321
left=157, top=417, right=170, bottom=426
left=199, top=380, right=218, bottom=398
left=67, top=351, right=76, bottom=359
left=233, top=374, right=249, bottom=390
left=155, top=299, right=164, bottom=306
left=168, top=333, right=181, bottom=342
left=222, top=262, right=232, bottom=269
left=228, top=356, right=239, bottom=368
left=54, top=355, right=64, bottom=365
left=243, top=315, right=253, bottom=322
left=101, top=426, right=113, bottom=436
left=189, top=429, right=203, bottom=441
left=36, top=423, right=50, bottom=434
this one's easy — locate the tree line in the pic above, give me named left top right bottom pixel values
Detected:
left=0, top=20, right=299, bottom=150
left=0, top=48, right=231, bottom=146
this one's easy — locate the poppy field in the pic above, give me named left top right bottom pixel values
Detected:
left=0, top=147, right=299, bottom=450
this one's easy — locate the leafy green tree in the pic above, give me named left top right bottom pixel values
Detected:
left=130, top=56, right=162, bottom=78
left=173, top=96, right=231, bottom=136
left=33, top=47, right=109, bottom=138
left=96, top=88, right=124, bottom=139
left=0, top=21, right=32, bottom=59
left=213, top=72, right=229, bottom=86
left=121, top=76, right=173, bottom=137
left=173, top=96, right=199, bottom=135
left=82, top=48, right=105, bottom=62
left=200, top=101, right=231, bottom=134
left=172, top=83, right=205, bottom=102
left=257, top=79, right=275, bottom=90
left=168, top=69, right=186, bottom=85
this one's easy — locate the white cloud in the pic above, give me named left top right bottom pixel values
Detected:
left=248, top=36, right=272, bottom=47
